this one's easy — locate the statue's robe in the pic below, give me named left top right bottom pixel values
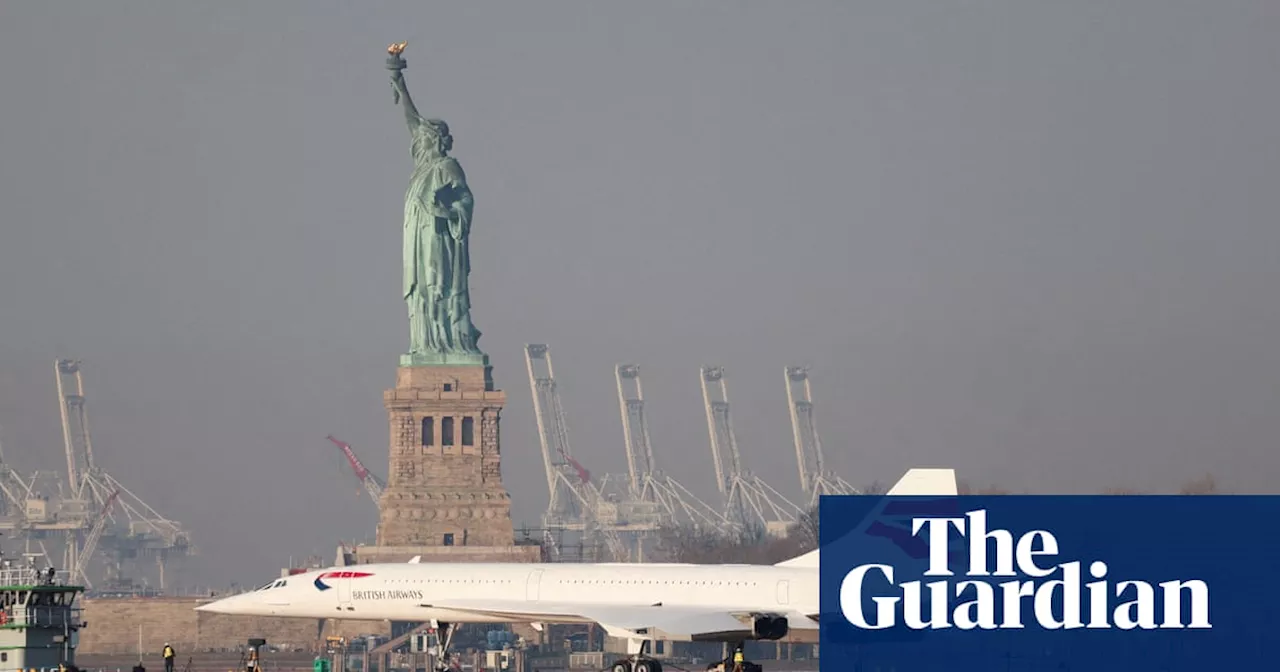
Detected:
left=403, top=149, right=479, bottom=354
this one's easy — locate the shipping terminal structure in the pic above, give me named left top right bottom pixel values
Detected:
left=523, top=346, right=859, bottom=562
left=0, top=359, right=192, bottom=594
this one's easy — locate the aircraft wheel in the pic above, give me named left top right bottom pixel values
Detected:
left=610, top=661, right=632, bottom=672
left=634, top=660, right=663, bottom=672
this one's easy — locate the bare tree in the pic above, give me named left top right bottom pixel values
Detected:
left=958, top=480, right=1015, bottom=495
left=861, top=480, right=888, bottom=495
left=652, top=518, right=817, bottom=565
left=790, top=505, right=820, bottom=550
left=1101, top=474, right=1224, bottom=495
left=1178, top=473, right=1219, bottom=494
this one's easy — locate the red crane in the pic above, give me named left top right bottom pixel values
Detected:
left=326, top=435, right=386, bottom=506
left=558, top=447, right=590, bottom=484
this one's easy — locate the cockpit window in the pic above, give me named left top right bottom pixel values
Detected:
left=253, top=579, right=290, bottom=592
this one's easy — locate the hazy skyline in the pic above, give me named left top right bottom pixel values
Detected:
left=2, top=2, right=1278, bottom=586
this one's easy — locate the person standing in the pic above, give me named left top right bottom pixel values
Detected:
left=162, top=642, right=176, bottom=672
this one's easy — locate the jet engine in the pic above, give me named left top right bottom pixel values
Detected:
left=751, top=614, right=789, bottom=640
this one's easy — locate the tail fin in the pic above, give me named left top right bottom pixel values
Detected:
left=885, top=468, right=958, bottom=496
left=774, top=468, right=958, bottom=568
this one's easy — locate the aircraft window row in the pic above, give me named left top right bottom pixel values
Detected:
left=556, top=580, right=758, bottom=587
left=375, top=578, right=756, bottom=587
left=382, top=579, right=512, bottom=584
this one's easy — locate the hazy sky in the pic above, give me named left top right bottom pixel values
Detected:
left=1, top=2, right=1277, bottom=587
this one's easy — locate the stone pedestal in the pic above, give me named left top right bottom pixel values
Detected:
left=375, top=362, right=517, bottom=548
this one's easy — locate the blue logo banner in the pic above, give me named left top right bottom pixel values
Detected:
left=819, top=495, right=1280, bottom=670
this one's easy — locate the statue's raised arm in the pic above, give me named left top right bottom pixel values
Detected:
left=386, top=42, right=424, bottom=129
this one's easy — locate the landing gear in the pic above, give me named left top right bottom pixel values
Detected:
left=430, top=621, right=457, bottom=672
left=607, top=658, right=662, bottom=672
left=607, top=640, right=664, bottom=672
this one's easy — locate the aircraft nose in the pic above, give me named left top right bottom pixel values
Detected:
left=196, top=595, right=238, bottom=614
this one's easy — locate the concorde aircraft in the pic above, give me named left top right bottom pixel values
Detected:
left=197, top=468, right=957, bottom=672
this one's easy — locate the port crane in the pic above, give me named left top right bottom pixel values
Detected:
left=525, top=344, right=628, bottom=562
left=0, top=363, right=191, bottom=592
left=54, top=359, right=191, bottom=590
left=614, top=364, right=735, bottom=535
left=784, top=366, right=857, bottom=508
left=700, top=366, right=803, bottom=537
left=326, top=435, right=386, bottom=507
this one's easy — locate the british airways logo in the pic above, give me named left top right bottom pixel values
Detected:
left=313, top=571, right=374, bottom=591
left=864, top=498, right=965, bottom=560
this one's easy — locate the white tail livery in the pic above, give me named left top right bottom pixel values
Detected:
left=773, top=467, right=957, bottom=570
left=198, top=468, right=956, bottom=671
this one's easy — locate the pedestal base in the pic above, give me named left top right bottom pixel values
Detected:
left=377, top=363, right=515, bottom=547
left=376, top=489, right=515, bottom=548
left=400, top=352, right=490, bottom=367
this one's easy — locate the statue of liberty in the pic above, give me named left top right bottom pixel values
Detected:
left=386, top=42, right=483, bottom=362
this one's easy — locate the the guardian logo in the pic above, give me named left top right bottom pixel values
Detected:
left=840, top=509, right=1211, bottom=631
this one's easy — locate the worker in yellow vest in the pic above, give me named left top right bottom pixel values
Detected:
left=732, top=646, right=745, bottom=671
left=163, top=642, right=176, bottom=672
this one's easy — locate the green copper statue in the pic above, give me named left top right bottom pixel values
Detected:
left=387, top=42, right=485, bottom=365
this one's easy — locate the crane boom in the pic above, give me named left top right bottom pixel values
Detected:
left=51, top=359, right=192, bottom=590
left=525, top=345, right=588, bottom=523
left=74, top=489, right=120, bottom=587
left=524, top=344, right=627, bottom=561
left=699, top=365, right=803, bottom=535
left=615, top=365, right=656, bottom=497
left=784, top=366, right=857, bottom=507
left=699, top=366, right=742, bottom=495
left=0, top=425, right=34, bottom=521
left=611, top=366, right=737, bottom=535
left=55, top=359, right=96, bottom=503
left=325, top=435, right=386, bottom=505
left=786, top=366, right=824, bottom=496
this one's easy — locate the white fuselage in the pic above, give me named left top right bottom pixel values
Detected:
left=198, top=560, right=817, bottom=635
left=197, top=469, right=959, bottom=647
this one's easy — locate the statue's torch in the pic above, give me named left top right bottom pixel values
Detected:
left=386, top=42, right=408, bottom=103
left=386, top=42, right=408, bottom=69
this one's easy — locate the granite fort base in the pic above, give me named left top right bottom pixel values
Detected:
left=368, top=363, right=537, bottom=563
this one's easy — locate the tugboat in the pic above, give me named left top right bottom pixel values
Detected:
left=0, top=554, right=85, bottom=671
